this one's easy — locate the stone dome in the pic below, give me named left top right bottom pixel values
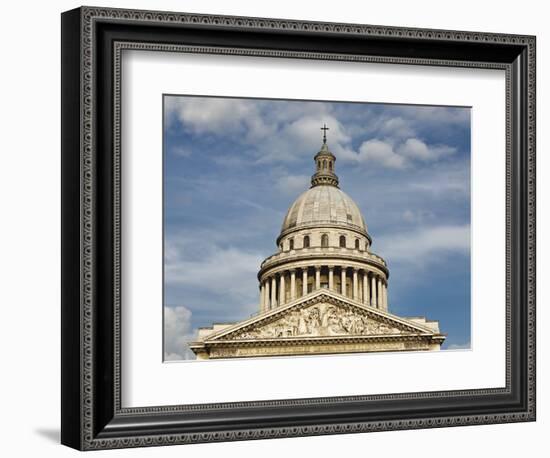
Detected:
left=257, top=127, right=387, bottom=320
left=280, top=185, right=368, bottom=236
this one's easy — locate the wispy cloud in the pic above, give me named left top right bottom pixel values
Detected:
left=376, top=225, right=470, bottom=265
left=165, top=235, right=264, bottom=301
left=170, top=145, right=193, bottom=158
left=401, top=209, right=435, bottom=224
left=275, top=174, right=310, bottom=195
left=408, top=162, right=470, bottom=195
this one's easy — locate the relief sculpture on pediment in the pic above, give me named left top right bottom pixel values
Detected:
left=233, top=303, right=401, bottom=340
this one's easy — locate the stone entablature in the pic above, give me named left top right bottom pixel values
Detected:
left=259, top=257, right=388, bottom=280
left=259, top=245, right=387, bottom=273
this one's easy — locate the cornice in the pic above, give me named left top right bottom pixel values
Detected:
left=258, top=251, right=389, bottom=280
left=200, top=333, right=445, bottom=347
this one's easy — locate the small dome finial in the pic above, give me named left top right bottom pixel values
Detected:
left=311, top=125, right=339, bottom=188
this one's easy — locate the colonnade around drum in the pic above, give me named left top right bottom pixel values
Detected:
left=259, top=265, right=388, bottom=312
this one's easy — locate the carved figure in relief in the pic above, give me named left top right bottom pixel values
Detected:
left=306, top=307, right=322, bottom=335
left=233, top=302, right=404, bottom=340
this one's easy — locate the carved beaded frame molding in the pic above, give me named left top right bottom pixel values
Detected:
left=61, top=6, right=536, bottom=451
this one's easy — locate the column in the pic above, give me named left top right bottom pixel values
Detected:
left=352, top=269, right=359, bottom=300
left=377, top=277, right=383, bottom=309
left=265, top=279, right=271, bottom=310
left=260, top=282, right=265, bottom=311
left=271, top=276, right=277, bottom=308
left=290, top=269, right=296, bottom=301
left=328, top=266, right=334, bottom=291
left=363, top=271, right=370, bottom=306
left=315, top=266, right=321, bottom=290
left=302, top=268, right=308, bottom=296
left=264, top=279, right=269, bottom=310
left=383, top=282, right=388, bottom=311
left=371, top=275, right=377, bottom=308
left=341, top=267, right=347, bottom=296
left=279, top=273, right=286, bottom=306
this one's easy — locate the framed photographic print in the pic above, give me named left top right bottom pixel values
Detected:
left=61, top=6, right=536, bottom=450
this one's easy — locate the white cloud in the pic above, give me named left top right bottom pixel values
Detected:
left=165, top=96, right=358, bottom=164
left=353, top=137, right=457, bottom=169
left=357, top=139, right=406, bottom=169
left=275, top=174, right=310, bottom=195
left=165, top=97, right=273, bottom=141
left=375, top=225, right=470, bottom=265
left=165, top=240, right=263, bottom=300
left=258, top=114, right=351, bottom=163
left=379, top=116, right=416, bottom=138
left=340, top=137, right=461, bottom=170
left=165, top=96, right=468, bottom=170
left=164, top=305, right=197, bottom=361
left=398, top=138, right=456, bottom=161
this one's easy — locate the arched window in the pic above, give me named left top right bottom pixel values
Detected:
left=355, top=238, right=360, bottom=249
left=303, top=235, right=310, bottom=248
left=339, top=235, right=346, bottom=248
left=321, top=234, right=329, bottom=248
left=289, top=238, right=294, bottom=250
left=323, top=160, right=327, bottom=170
left=329, top=161, right=333, bottom=171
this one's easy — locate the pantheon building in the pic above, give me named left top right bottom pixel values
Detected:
left=190, top=129, right=445, bottom=359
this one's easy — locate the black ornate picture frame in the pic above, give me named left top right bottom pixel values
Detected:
left=61, top=6, right=536, bottom=450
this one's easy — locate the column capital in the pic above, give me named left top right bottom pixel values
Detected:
left=314, top=265, right=322, bottom=271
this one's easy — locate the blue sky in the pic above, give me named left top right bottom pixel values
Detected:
left=163, top=95, right=471, bottom=360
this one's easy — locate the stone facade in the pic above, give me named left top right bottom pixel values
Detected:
left=190, top=130, right=445, bottom=359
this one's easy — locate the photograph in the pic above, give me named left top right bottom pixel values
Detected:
left=163, top=95, right=471, bottom=360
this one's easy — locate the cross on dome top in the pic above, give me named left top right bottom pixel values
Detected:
left=321, top=123, right=329, bottom=144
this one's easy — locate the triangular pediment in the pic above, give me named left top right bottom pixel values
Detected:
left=204, top=290, right=438, bottom=342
